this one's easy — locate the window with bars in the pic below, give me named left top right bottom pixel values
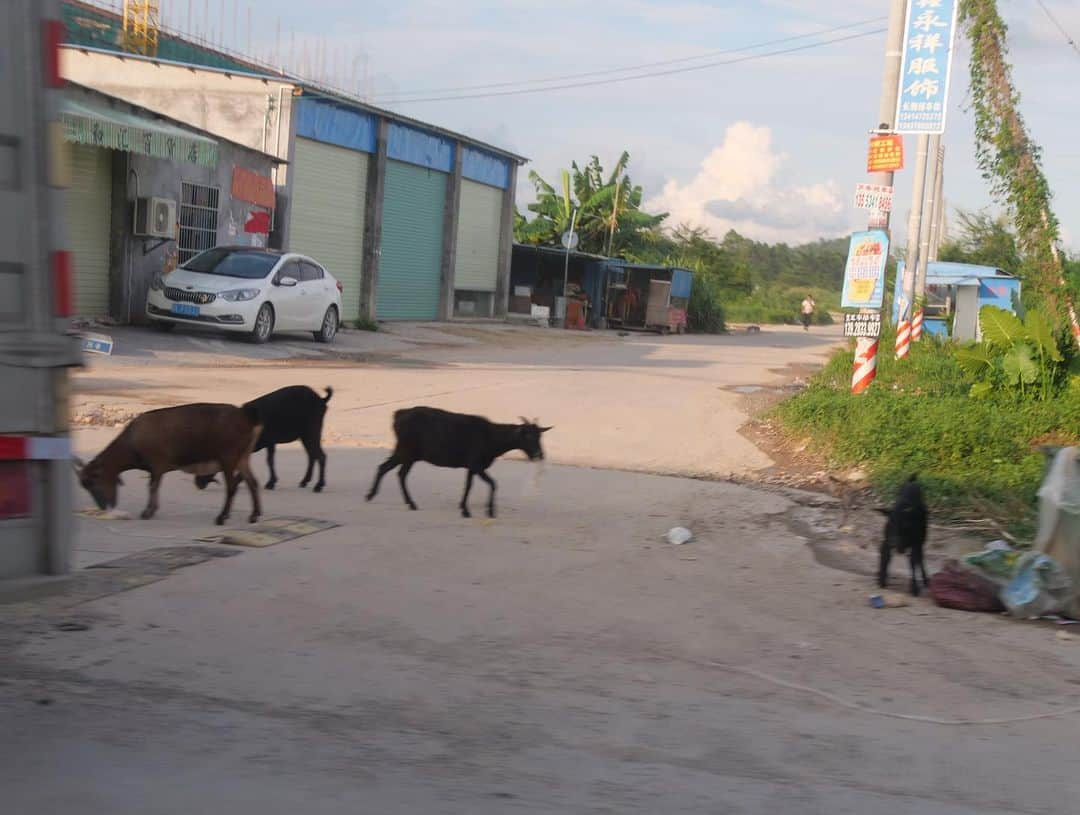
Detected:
left=178, top=182, right=220, bottom=264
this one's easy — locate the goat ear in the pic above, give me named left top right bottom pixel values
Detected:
left=539, top=426, right=553, bottom=433
left=875, top=507, right=891, bottom=516
left=519, top=416, right=530, bottom=425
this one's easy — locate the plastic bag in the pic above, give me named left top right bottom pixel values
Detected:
left=665, top=527, right=692, bottom=545
left=1036, top=448, right=1080, bottom=618
left=929, top=560, right=1005, bottom=613
left=1001, top=551, right=1073, bottom=619
left=963, top=546, right=1023, bottom=585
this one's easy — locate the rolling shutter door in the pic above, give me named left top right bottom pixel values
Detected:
left=454, top=179, right=502, bottom=292
left=377, top=160, right=446, bottom=320
left=65, top=145, right=112, bottom=317
left=288, top=138, right=367, bottom=322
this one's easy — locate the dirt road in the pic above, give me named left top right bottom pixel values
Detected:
left=7, top=323, right=1079, bottom=813
left=70, top=322, right=841, bottom=477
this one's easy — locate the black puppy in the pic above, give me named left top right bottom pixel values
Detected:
left=877, top=474, right=929, bottom=596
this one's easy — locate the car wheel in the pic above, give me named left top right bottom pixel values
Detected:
left=152, top=321, right=176, bottom=332
left=314, top=306, right=338, bottom=343
left=250, top=303, right=274, bottom=344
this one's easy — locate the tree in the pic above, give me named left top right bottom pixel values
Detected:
left=937, top=209, right=1022, bottom=276
left=960, top=0, right=1079, bottom=343
left=514, top=152, right=667, bottom=256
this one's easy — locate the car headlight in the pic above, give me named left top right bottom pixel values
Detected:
left=219, top=288, right=261, bottom=302
left=150, top=274, right=166, bottom=291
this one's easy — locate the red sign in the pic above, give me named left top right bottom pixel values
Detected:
left=231, top=167, right=275, bottom=209
left=244, top=209, right=271, bottom=235
left=867, top=135, right=904, bottom=173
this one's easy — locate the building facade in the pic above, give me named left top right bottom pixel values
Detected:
left=60, top=45, right=525, bottom=325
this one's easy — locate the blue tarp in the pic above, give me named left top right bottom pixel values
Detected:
left=671, top=268, right=692, bottom=299
left=295, top=97, right=377, bottom=154
left=387, top=123, right=454, bottom=173
left=462, top=146, right=510, bottom=189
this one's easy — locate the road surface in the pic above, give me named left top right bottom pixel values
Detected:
left=4, top=324, right=1078, bottom=814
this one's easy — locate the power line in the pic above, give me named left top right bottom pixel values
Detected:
left=377, top=27, right=887, bottom=105
left=1035, top=0, right=1080, bottom=57
left=380, top=16, right=888, bottom=100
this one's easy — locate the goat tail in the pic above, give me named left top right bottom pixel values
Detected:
left=323, top=386, right=334, bottom=404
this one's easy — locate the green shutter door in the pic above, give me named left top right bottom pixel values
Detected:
left=454, top=179, right=502, bottom=293
left=289, top=137, right=367, bottom=322
left=65, top=145, right=112, bottom=317
left=377, top=160, right=447, bottom=320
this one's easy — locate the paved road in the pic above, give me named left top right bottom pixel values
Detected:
left=4, top=447, right=1080, bottom=814
left=8, top=324, right=1079, bottom=813
left=72, top=321, right=842, bottom=478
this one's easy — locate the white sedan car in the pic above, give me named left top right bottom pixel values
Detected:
left=146, top=247, right=343, bottom=343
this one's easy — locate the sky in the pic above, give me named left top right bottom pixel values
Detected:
left=164, top=0, right=1080, bottom=250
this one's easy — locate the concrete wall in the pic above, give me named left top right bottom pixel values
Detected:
left=60, top=48, right=295, bottom=167
left=114, top=142, right=277, bottom=325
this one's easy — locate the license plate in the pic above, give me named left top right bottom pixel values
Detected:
left=171, top=302, right=200, bottom=317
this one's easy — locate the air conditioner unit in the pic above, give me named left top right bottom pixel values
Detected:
left=133, top=197, right=177, bottom=239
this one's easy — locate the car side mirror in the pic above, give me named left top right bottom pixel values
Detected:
left=277, top=276, right=298, bottom=287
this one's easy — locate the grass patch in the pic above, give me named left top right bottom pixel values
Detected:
left=773, top=331, right=1080, bottom=537
left=724, top=285, right=835, bottom=326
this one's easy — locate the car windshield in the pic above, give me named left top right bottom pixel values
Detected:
left=181, top=248, right=279, bottom=279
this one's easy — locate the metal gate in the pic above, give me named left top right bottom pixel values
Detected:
left=376, top=160, right=447, bottom=321
left=65, top=145, right=112, bottom=317
left=288, top=137, right=368, bottom=322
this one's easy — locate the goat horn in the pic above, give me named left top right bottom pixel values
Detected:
left=519, top=416, right=530, bottom=425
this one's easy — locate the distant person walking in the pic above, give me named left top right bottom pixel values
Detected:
left=800, top=295, right=816, bottom=331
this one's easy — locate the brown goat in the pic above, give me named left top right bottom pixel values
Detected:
left=75, top=403, right=263, bottom=525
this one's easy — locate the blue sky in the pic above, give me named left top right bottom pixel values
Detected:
left=166, top=0, right=1080, bottom=249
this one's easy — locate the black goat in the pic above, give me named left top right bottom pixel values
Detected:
left=195, top=385, right=332, bottom=492
left=877, top=474, right=929, bottom=596
left=366, top=407, right=551, bottom=518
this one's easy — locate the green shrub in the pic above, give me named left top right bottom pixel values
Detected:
left=688, top=275, right=726, bottom=333
left=774, top=333, right=1080, bottom=532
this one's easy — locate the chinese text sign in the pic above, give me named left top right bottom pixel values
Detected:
left=895, top=0, right=959, bottom=134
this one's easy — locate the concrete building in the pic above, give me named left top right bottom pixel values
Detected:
left=60, top=45, right=526, bottom=324
left=60, top=82, right=280, bottom=323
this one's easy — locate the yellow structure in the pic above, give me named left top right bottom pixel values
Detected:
left=122, top=0, right=160, bottom=57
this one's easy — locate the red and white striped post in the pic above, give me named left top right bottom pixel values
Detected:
left=894, top=312, right=912, bottom=359
left=910, top=305, right=924, bottom=342
left=851, top=337, right=879, bottom=394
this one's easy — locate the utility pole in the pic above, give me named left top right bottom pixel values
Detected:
left=928, top=145, right=945, bottom=262
left=896, top=134, right=928, bottom=358
left=852, top=0, right=908, bottom=393
left=912, top=133, right=941, bottom=341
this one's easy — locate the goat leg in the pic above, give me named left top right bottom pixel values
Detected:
left=239, top=458, right=261, bottom=523
left=141, top=473, right=162, bottom=520
left=367, top=454, right=399, bottom=501
left=460, top=472, right=474, bottom=518
left=217, top=469, right=239, bottom=526
left=478, top=470, right=497, bottom=518
left=909, top=549, right=921, bottom=597
left=878, top=541, right=891, bottom=589
left=398, top=462, right=417, bottom=510
left=264, top=445, right=277, bottom=491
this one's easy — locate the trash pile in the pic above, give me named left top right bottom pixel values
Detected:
left=929, top=447, right=1080, bottom=621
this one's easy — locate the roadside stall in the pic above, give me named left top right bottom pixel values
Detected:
left=891, top=261, right=1021, bottom=341
left=605, top=264, right=691, bottom=334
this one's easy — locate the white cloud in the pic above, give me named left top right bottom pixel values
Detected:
left=644, top=122, right=848, bottom=244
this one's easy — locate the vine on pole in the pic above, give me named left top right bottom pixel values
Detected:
left=959, top=0, right=1080, bottom=344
